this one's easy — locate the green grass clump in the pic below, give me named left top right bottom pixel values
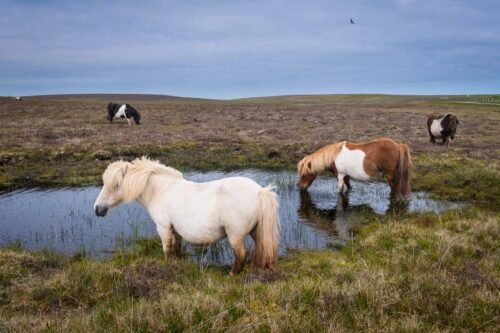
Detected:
left=413, top=153, right=500, bottom=210
left=0, top=208, right=498, bottom=332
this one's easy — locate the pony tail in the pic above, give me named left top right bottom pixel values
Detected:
left=252, top=185, right=280, bottom=269
left=394, top=144, right=413, bottom=200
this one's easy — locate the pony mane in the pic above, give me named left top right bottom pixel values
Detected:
left=102, top=160, right=129, bottom=189
left=103, top=157, right=183, bottom=202
left=123, top=157, right=183, bottom=201
left=297, top=141, right=346, bottom=177
left=128, top=156, right=183, bottom=180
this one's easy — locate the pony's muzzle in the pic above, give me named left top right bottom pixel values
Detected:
left=94, top=205, right=108, bottom=217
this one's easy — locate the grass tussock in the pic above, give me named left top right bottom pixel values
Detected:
left=413, top=153, right=499, bottom=210
left=0, top=209, right=498, bottom=332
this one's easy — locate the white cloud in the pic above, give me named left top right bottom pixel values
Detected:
left=0, top=0, right=499, bottom=97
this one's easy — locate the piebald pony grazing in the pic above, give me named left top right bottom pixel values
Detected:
left=298, top=138, right=413, bottom=200
left=94, top=157, right=280, bottom=274
left=107, top=102, right=141, bottom=125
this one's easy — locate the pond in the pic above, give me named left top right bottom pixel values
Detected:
left=0, top=170, right=460, bottom=264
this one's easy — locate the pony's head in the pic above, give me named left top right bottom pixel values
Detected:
left=297, top=142, right=345, bottom=190
left=106, top=102, right=115, bottom=121
left=94, top=160, right=129, bottom=216
left=297, top=158, right=317, bottom=190
left=132, top=109, right=141, bottom=125
left=94, top=157, right=183, bottom=217
left=443, top=113, right=459, bottom=139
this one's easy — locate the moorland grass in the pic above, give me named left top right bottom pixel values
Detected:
left=0, top=94, right=498, bottom=332
left=0, top=208, right=498, bottom=332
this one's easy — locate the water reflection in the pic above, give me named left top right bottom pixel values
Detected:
left=0, top=170, right=460, bottom=263
left=298, top=191, right=376, bottom=244
left=386, top=198, right=410, bottom=216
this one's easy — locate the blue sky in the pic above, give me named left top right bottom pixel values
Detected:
left=1, top=0, right=499, bottom=98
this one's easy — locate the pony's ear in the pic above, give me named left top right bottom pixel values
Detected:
left=297, top=158, right=310, bottom=176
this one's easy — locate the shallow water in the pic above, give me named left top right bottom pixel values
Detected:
left=0, top=170, right=460, bottom=264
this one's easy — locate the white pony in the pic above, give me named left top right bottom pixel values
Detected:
left=94, top=157, right=280, bottom=274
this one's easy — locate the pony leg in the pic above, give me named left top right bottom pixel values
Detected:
left=127, top=118, right=131, bottom=126
left=344, top=175, right=352, bottom=191
left=172, top=230, right=182, bottom=256
left=386, top=174, right=396, bottom=198
left=156, top=224, right=173, bottom=258
left=337, top=174, right=346, bottom=193
left=228, top=235, right=246, bottom=275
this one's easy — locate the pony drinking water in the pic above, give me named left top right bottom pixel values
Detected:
left=94, top=157, right=280, bottom=274
left=298, top=138, right=413, bottom=200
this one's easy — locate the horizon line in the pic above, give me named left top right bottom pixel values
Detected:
left=3, top=91, right=499, bottom=101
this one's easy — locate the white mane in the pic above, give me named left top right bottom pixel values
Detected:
left=129, top=156, right=183, bottom=180
left=103, top=157, right=183, bottom=202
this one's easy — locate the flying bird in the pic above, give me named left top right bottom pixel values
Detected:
left=350, top=18, right=355, bottom=24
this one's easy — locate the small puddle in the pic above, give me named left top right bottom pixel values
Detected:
left=0, top=170, right=460, bottom=264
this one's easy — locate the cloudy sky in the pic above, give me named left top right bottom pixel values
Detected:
left=1, top=0, right=499, bottom=98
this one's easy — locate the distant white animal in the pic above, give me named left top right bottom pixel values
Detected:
left=15, top=96, right=22, bottom=101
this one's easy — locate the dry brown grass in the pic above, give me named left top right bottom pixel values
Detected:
left=0, top=94, right=498, bottom=207
left=1, top=94, right=498, bottom=158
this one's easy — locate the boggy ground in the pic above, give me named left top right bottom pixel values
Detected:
left=0, top=94, right=499, bottom=332
left=0, top=94, right=499, bottom=207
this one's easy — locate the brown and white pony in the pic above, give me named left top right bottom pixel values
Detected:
left=298, top=138, right=413, bottom=200
left=427, top=113, right=459, bottom=146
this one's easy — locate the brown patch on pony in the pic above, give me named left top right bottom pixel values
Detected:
left=345, top=138, right=400, bottom=178
left=347, top=138, right=412, bottom=199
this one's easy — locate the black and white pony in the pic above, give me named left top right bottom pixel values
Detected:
left=107, top=103, right=141, bottom=125
left=427, top=113, right=459, bottom=146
